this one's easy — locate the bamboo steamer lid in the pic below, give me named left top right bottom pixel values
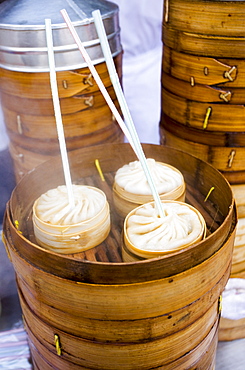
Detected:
left=32, top=185, right=110, bottom=254
left=123, top=200, right=206, bottom=261
left=113, top=159, right=186, bottom=218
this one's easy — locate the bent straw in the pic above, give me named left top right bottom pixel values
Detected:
left=60, top=9, right=164, bottom=217
left=45, top=18, right=75, bottom=209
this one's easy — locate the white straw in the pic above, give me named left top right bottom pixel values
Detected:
left=92, top=9, right=164, bottom=218
left=60, top=9, right=138, bottom=154
left=45, top=18, right=75, bottom=209
left=60, top=9, right=164, bottom=217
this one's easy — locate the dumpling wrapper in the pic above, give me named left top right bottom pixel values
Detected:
left=35, top=185, right=106, bottom=226
left=115, top=158, right=183, bottom=195
left=126, top=201, right=204, bottom=252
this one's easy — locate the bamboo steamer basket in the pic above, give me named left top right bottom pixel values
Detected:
left=163, top=0, right=245, bottom=57
left=161, top=114, right=245, bottom=148
left=162, top=46, right=241, bottom=87
left=161, top=87, right=245, bottom=133
left=2, top=143, right=236, bottom=369
left=164, top=0, right=245, bottom=37
left=162, top=25, right=245, bottom=58
left=122, top=200, right=206, bottom=262
left=113, top=162, right=186, bottom=218
left=162, top=71, right=245, bottom=104
left=162, top=0, right=245, bottom=341
left=0, top=0, right=123, bottom=181
left=231, top=184, right=245, bottom=218
left=231, top=217, right=245, bottom=278
left=18, top=285, right=220, bottom=370
left=219, top=316, right=245, bottom=342
left=161, top=127, right=245, bottom=184
left=28, top=330, right=217, bottom=370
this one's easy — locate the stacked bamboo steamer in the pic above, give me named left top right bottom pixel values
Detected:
left=3, top=143, right=236, bottom=369
left=161, top=0, right=245, bottom=281
left=0, top=0, right=123, bottom=182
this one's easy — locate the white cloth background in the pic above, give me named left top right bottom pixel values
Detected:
left=108, top=0, right=164, bottom=144
left=221, top=278, right=245, bottom=320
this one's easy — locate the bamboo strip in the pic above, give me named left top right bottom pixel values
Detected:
left=219, top=316, right=245, bottom=341
left=162, top=46, right=239, bottom=86
left=5, top=225, right=234, bottom=321
left=164, top=0, right=245, bottom=37
left=161, top=87, right=245, bottom=132
left=163, top=25, right=245, bottom=58
left=28, top=318, right=219, bottom=370
left=162, top=128, right=245, bottom=173
left=161, top=114, right=245, bottom=147
left=20, top=289, right=219, bottom=369
left=0, top=54, right=122, bottom=99
left=231, top=185, right=245, bottom=218
left=3, top=102, right=120, bottom=140
left=162, top=72, right=245, bottom=104
left=19, top=278, right=221, bottom=344
left=0, top=84, right=117, bottom=116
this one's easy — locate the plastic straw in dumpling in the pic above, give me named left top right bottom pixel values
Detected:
left=45, top=18, right=75, bottom=210
left=60, top=8, right=164, bottom=218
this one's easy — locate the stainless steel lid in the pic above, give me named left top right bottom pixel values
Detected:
left=0, top=0, right=122, bottom=72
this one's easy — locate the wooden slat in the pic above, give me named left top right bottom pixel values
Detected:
left=164, top=0, right=245, bottom=36
left=163, top=25, right=245, bottom=58
left=162, top=128, right=245, bottom=173
left=161, top=87, right=245, bottom=132
left=162, top=46, right=239, bottom=87
left=162, top=72, right=245, bottom=104
left=0, top=54, right=122, bottom=99
left=161, top=113, right=245, bottom=147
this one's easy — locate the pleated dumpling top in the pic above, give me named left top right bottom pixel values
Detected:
left=126, top=201, right=206, bottom=253
left=35, top=184, right=106, bottom=225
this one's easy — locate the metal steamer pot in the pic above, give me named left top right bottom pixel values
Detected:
left=0, top=0, right=122, bottom=72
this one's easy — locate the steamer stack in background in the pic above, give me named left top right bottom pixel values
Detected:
left=0, top=0, right=123, bottom=182
left=161, top=0, right=245, bottom=282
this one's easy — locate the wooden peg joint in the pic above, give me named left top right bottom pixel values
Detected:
left=165, top=0, right=169, bottom=22
left=62, top=80, right=68, bottom=89
left=17, top=115, right=23, bottom=134
left=83, top=73, right=93, bottom=86
left=224, top=66, right=236, bottom=82
left=219, top=91, right=231, bottom=103
left=54, top=334, right=62, bottom=356
left=84, top=96, right=94, bottom=107
left=228, top=149, right=236, bottom=168
left=204, top=67, right=209, bottom=76
left=203, top=107, right=212, bottom=129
